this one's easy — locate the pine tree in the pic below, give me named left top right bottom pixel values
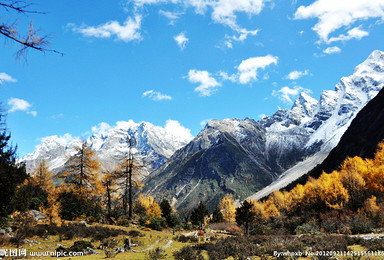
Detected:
left=212, top=206, right=224, bottom=223
left=190, top=201, right=209, bottom=229
left=235, top=200, right=256, bottom=235
left=0, top=107, right=27, bottom=226
left=160, top=199, right=172, bottom=219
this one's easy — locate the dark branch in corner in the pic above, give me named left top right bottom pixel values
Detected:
left=0, top=1, right=63, bottom=60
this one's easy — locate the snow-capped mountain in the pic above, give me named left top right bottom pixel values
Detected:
left=22, top=120, right=193, bottom=174
left=143, top=50, right=384, bottom=212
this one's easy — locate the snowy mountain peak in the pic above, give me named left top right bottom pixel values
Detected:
left=353, top=50, right=384, bottom=78
left=22, top=120, right=193, bottom=173
left=291, top=92, right=318, bottom=118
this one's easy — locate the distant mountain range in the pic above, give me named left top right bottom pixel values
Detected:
left=22, top=120, right=193, bottom=174
left=22, top=50, right=384, bottom=213
left=143, top=50, right=384, bottom=212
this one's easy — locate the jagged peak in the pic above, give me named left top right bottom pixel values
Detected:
left=353, top=50, right=384, bottom=76
left=290, top=92, right=318, bottom=118
left=292, top=92, right=317, bottom=108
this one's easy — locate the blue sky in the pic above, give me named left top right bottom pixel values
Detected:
left=1, top=0, right=384, bottom=156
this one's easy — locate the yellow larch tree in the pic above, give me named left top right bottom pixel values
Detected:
left=339, top=157, right=367, bottom=211
left=134, top=194, right=161, bottom=217
left=148, top=201, right=162, bottom=218
left=61, top=140, right=101, bottom=198
left=363, top=196, right=380, bottom=219
left=219, top=194, right=236, bottom=223
left=317, top=172, right=349, bottom=210
left=31, top=160, right=61, bottom=224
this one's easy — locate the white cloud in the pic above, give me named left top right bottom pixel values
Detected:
left=209, top=0, right=269, bottom=30
left=40, top=133, right=75, bottom=147
left=323, top=46, right=341, bottom=54
left=69, top=15, right=142, bottom=42
left=188, top=69, right=221, bottom=96
left=28, top=111, right=37, bottom=117
left=164, top=119, right=194, bottom=141
left=294, top=0, right=384, bottom=43
left=159, top=10, right=184, bottom=25
left=7, top=98, right=37, bottom=116
left=128, top=0, right=268, bottom=40
left=0, top=72, right=17, bottom=84
left=286, top=70, right=309, bottom=80
left=174, top=32, right=189, bottom=49
left=223, top=28, right=258, bottom=48
left=218, top=71, right=236, bottom=82
left=328, top=26, right=369, bottom=43
left=91, top=122, right=112, bottom=133
left=51, top=113, right=64, bottom=119
left=200, top=119, right=212, bottom=127
left=272, top=86, right=312, bottom=104
left=237, top=55, right=278, bottom=84
left=142, top=90, right=172, bottom=101
left=258, top=114, right=267, bottom=119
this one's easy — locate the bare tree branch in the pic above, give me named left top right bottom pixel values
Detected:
left=0, top=1, right=63, bottom=60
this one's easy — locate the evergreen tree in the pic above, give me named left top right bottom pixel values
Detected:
left=235, top=200, right=256, bottom=235
left=212, top=206, right=224, bottom=223
left=190, top=201, right=209, bottom=229
left=0, top=107, right=27, bottom=227
left=160, top=199, right=172, bottom=219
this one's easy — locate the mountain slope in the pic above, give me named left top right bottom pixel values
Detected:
left=247, top=50, right=384, bottom=201
left=144, top=50, right=384, bottom=212
left=286, top=85, right=384, bottom=190
left=22, top=120, right=193, bottom=174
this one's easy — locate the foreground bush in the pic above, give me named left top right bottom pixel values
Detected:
left=17, top=222, right=127, bottom=241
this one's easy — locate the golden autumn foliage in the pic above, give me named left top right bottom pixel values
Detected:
left=363, top=196, right=380, bottom=219
left=254, top=141, right=384, bottom=220
left=148, top=201, right=162, bottom=218
left=250, top=200, right=266, bottom=221
left=31, top=160, right=61, bottom=224
left=135, top=194, right=162, bottom=218
left=219, top=194, right=236, bottom=223
left=61, top=140, right=101, bottom=197
left=317, top=172, right=349, bottom=210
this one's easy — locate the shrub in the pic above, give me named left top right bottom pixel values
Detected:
left=0, top=216, right=11, bottom=229
left=208, top=222, right=232, bottom=231
left=173, top=246, right=204, bottom=260
left=15, top=222, right=127, bottom=241
left=56, top=240, right=94, bottom=254
left=102, top=238, right=118, bottom=249
left=207, top=236, right=263, bottom=260
left=225, top=225, right=243, bottom=236
left=294, top=220, right=321, bottom=235
left=175, top=234, right=198, bottom=243
left=128, top=230, right=144, bottom=237
left=346, top=215, right=373, bottom=234
left=70, top=240, right=93, bottom=252
left=147, top=247, right=167, bottom=260
left=360, top=238, right=384, bottom=251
